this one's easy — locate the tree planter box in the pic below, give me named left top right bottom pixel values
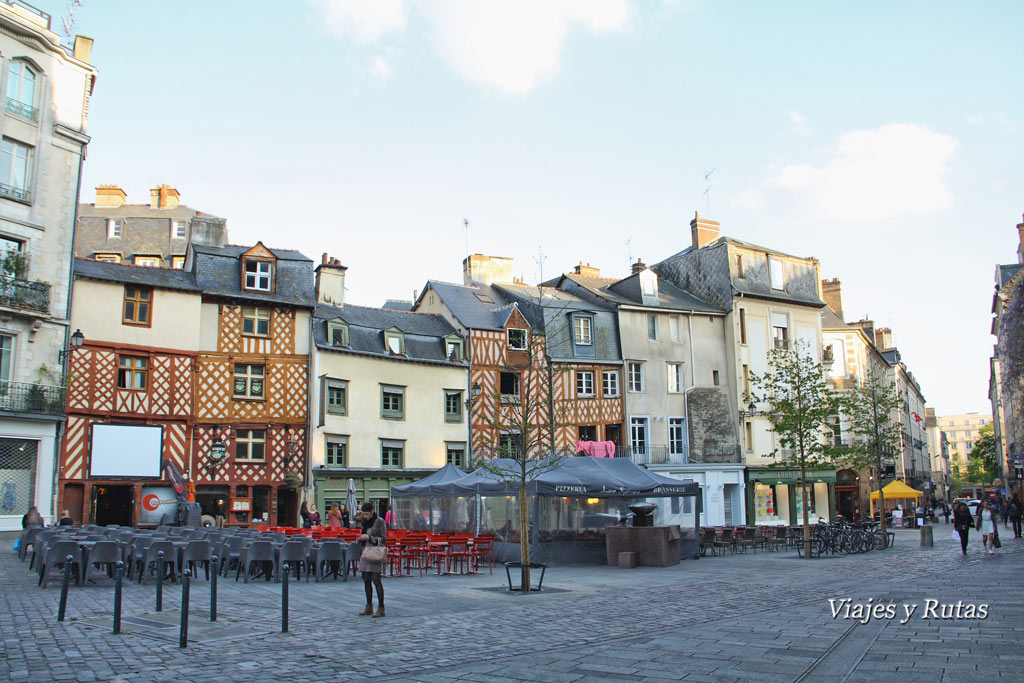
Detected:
left=504, top=562, right=547, bottom=592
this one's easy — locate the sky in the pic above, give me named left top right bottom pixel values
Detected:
left=35, top=0, right=1024, bottom=416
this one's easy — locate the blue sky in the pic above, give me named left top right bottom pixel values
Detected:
left=38, top=0, right=1024, bottom=415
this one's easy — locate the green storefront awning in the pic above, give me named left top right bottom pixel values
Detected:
left=748, top=468, right=837, bottom=485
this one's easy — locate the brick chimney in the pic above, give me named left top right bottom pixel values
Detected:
left=690, top=211, right=720, bottom=250
left=821, top=278, right=843, bottom=321
left=631, top=258, right=646, bottom=276
left=149, top=184, right=180, bottom=209
left=463, top=254, right=514, bottom=286
left=315, top=253, right=347, bottom=307
left=95, top=185, right=126, bottom=208
left=875, top=327, right=893, bottom=350
left=73, top=35, right=94, bottom=64
left=573, top=262, right=600, bottom=278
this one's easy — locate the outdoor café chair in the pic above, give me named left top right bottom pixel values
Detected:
left=217, top=537, right=244, bottom=577
left=180, top=540, right=212, bottom=580
left=471, top=536, right=494, bottom=574
left=277, top=541, right=309, bottom=581
left=29, top=529, right=60, bottom=570
left=699, top=528, right=717, bottom=556
left=766, top=526, right=788, bottom=551
left=344, top=541, right=362, bottom=579
left=736, top=527, right=757, bottom=553
left=83, top=541, right=121, bottom=583
left=138, top=541, right=179, bottom=584
left=238, top=541, right=277, bottom=583
left=39, top=541, right=83, bottom=588
left=18, top=526, right=42, bottom=561
left=310, top=541, right=345, bottom=582
left=715, top=528, right=736, bottom=555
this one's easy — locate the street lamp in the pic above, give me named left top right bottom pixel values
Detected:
left=738, top=401, right=757, bottom=422
left=58, top=329, right=84, bottom=364
left=465, top=383, right=482, bottom=409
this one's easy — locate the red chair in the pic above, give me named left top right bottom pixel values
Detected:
left=445, top=539, right=473, bottom=575
left=471, top=536, right=494, bottom=574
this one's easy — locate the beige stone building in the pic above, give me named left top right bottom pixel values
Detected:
left=0, top=4, right=96, bottom=530
left=935, top=411, right=992, bottom=475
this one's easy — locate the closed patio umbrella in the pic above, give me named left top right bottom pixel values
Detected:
left=345, top=479, right=358, bottom=524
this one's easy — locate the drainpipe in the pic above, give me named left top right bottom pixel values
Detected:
left=684, top=313, right=698, bottom=464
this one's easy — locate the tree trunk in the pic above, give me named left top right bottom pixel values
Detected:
left=519, top=481, right=530, bottom=591
left=801, top=469, right=811, bottom=559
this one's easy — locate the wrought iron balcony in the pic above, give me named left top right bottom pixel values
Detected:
left=0, top=380, right=65, bottom=415
left=4, top=97, right=37, bottom=121
left=0, top=183, right=30, bottom=203
left=774, top=338, right=789, bottom=350
left=0, top=275, right=49, bottom=314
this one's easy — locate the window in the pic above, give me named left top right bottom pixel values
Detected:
left=641, top=275, right=656, bottom=296
left=738, top=308, right=747, bottom=345
left=381, top=440, right=404, bottom=468
left=669, top=418, right=687, bottom=456
left=117, top=356, right=147, bottom=390
left=171, top=220, right=187, bottom=239
left=446, top=443, right=466, bottom=468
left=0, top=139, right=30, bottom=201
left=233, top=364, right=265, bottom=399
left=328, top=322, right=348, bottom=346
left=628, top=362, right=644, bottom=392
left=500, top=372, right=520, bottom=403
left=745, top=422, right=754, bottom=452
left=667, top=363, right=684, bottom=393
left=122, top=287, right=152, bottom=325
left=235, top=429, right=266, bottom=462
left=573, top=316, right=593, bottom=346
left=671, top=315, right=683, bottom=343
left=381, top=385, right=404, bottom=420
left=772, top=312, right=789, bottom=350
left=242, top=307, right=270, bottom=337
left=647, top=314, right=658, bottom=341
left=474, top=293, right=494, bottom=303
left=134, top=256, right=159, bottom=267
left=5, top=61, right=36, bottom=119
left=325, top=435, right=347, bottom=467
left=243, top=259, right=273, bottom=291
left=712, top=370, right=720, bottom=386
left=95, top=253, right=121, bottom=263
left=385, top=332, right=404, bottom=354
left=602, top=370, right=619, bottom=397
left=445, top=337, right=463, bottom=360
left=326, top=380, right=347, bottom=415
left=576, top=371, right=594, bottom=397
left=444, top=390, right=463, bottom=423
left=742, top=364, right=750, bottom=396
left=507, top=328, right=528, bottom=350
left=769, top=258, right=784, bottom=290
left=499, top=431, right=522, bottom=458
left=630, top=417, right=649, bottom=454
left=0, top=334, right=11, bottom=384
left=578, top=425, right=597, bottom=441
left=107, top=218, right=122, bottom=238
left=171, top=256, right=185, bottom=269
left=736, top=254, right=744, bottom=279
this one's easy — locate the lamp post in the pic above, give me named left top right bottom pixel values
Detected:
left=58, top=328, right=84, bottom=364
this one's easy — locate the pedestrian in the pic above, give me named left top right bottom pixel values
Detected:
left=300, top=500, right=312, bottom=529
left=357, top=501, right=387, bottom=618
left=976, top=499, right=999, bottom=555
left=21, top=505, right=42, bottom=528
left=341, top=506, right=350, bottom=529
left=384, top=504, right=393, bottom=529
left=57, top=509, right=74, bottom=526
left=942, top=502, right=950, bottom=525
left=328, top=504, right=342, bottom=529
left=953, top=502, right=972, bottom=555
left=309, top=503, right=322, bottom=527
left=1008, top=497, right=1023, bottom=539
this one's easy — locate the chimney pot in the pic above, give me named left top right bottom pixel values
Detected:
left=149, top=184, right=180, bottom=209
left=631, top=258, right=646, bottom=276
left=690, top=212, right=721, bottom=250
left=322, top=253, right=328, bottom=264
left=94, top=185, right=126, bottom=208
left=821, top=278, right=844, bottom=321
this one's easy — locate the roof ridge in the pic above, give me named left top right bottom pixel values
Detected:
left=75, top=257, right=191, bottom=274
left=344, top=303, right=443, bottom=318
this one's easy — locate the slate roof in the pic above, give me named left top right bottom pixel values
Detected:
left=314, top=304, right=463, bottom=365
left=422, top=281, right=517, bottom=331
left=74, top=258, right=199, bottom=292
left=382, top=299, right=414, bottom=311
left=78, top=203, right=223, bottom=221
left=820, top=305, right=847, bottom=330
left=560, top=273, right=723, bottom=313
left=190, top=243, right=315, bottom=307
left=999, top=264, right=1023, bottom=289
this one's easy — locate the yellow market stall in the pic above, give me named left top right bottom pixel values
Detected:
left=869, top=480, right=923, bottom=522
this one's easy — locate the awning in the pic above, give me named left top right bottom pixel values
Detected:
left=748, top=468, right=836, bottom=485
left=869, top=480, right=923, bottom=500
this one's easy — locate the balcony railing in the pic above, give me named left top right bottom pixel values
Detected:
left=622, top=444, right=741, bottom=465
left=0, top=275, right=49, bottom=314
left=0, top=183, right=30, bottom=203
left=0, top=380, right=65, bottom=415
left=774, top=338, right=789, bottom=350
left=4, top=97, right=37, bottom=121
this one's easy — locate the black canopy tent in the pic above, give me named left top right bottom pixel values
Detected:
left=391, top=456, right=701, bottom=564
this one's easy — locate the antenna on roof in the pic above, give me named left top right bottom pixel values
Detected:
left=534, top=245, right=547, bottom=284
left=625, top=236, right=633, bottom=275
left=463, top=218, right=470, bottom=258
left=61, top=0, right=83, bottom=45
left=702, top=168, right=716, bottom=216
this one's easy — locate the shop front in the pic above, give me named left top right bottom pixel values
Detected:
left=746, top=467, right=836, bottom=526
left=314, top=469, right=436, bottom=520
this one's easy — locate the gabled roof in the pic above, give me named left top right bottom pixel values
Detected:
left=820, top=305, right=847, bottom=331
left=74, top=258, right=199, bottom=293
left=561, top=273, right=723, bottom=313
left=191, top=243, right=309, bottom=262
left=190, top=242, right=315, bottom=307
left=421, top=280, right=517, bottom=331
left=313, top=303, right=462, bottom=365
left=382, top=299, right=414, bottom=311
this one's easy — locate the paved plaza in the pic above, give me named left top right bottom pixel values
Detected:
left=2, top=527, right=1022, bottom=682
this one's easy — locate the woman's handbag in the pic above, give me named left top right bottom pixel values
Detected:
left=361, top=543, right=387, bottom=563
left=951, top=530, right=959, bottom=542
left=993, top=532, right=1002, bottom=548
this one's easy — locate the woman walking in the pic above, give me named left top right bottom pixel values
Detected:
left=357, top=501, right=387, bottom=618
left=976, top=499, right=998, bottom=555
left=953, top=502, right=972, bottom=556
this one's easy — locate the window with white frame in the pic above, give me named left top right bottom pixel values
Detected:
left=134, top=256, right=159, bottom=267
left=235, top=429, right=266, bottom=462
left=325, top=435, right=348, bottom=467
left=647, top=314, right=658, bottom=341
left=171, top=220, right=187, bottom=239
left=507, top=328, right=528, bottom=350
left=669, top=418, right=687, bottom=456
left=243, top=259, right=273, bottom=291
left=0, top=139, right=30, bottom=201
left=573, top=316, right=593, bottom=346
left=629, top=417, right=649, bottom=455
left=667, top=363, right=684, bottom=393
left=771, top=312, right=789, bottom=350
left=385, top=331, right=404, bottom=354
left=242, top=307, right=271, bottom=336
left=328, top=322, right=348, bottom=346
left=0, top=334, right=11, bottom=384
left=106, top=219, right=122, bottom=239
left=628, top=362, right=644, bottom=392
left=671, top=315, right=683, bottom=342
left=233, top=364, right=265, bottom=398
left=6, top=61, right=36, bottom=118
left=602, top=370, right=619, bottom=397
left=576, top=370, right=594, bottom=397
left=171, top=256, right=185, bottom=269
left=769, top=258, right=784, bottom=290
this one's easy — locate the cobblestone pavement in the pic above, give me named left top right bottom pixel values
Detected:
left=2, top=527, right=1021, bottom=682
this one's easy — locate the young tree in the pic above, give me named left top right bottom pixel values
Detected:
left=840, top=370, right=903, bottom=531
left=748, top=339, right=841, bottom=558
left=967, top=424, right=998, bottom=484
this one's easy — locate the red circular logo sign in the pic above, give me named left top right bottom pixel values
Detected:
left=142, top=493, right=161, bottom=512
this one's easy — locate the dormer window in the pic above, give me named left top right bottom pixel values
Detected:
left=107, top=219, right=122, bottom=239
left=328, top=320, right=348, bottom=346
left=445, top=334, right=464, bottom=361
left=507, top=328, right=528, bottom=351
left=769, top=257, right=784, bottom=290
left=570, top=313, right=596, bottom=358
left=384, top=328, right=405, bottom=354
left=244, top=260, right=273, bottom=291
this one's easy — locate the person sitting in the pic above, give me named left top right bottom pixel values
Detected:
left=57, top=509, right=74, bottom=526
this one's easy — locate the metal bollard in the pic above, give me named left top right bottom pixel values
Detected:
left=57, top=554, right=74, bottom=622
left=179, top=569, right=191, bottom=648
left=113, top=561, right=124, bottom=634
left=281, top=563, right=290, bottom=633
left=210, top=556, right=218, bottom=622
left=156, top=550, right=165, bottom=612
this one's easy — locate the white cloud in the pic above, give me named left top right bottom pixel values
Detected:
left=736, top=124, right=958, bottom=222
left=967, top=114, right=984, bottom=126
left=310, top=0, right=631, bottom=94
left=787, top=110, right=810, bottom=137
left=310, top=0, right=406, bottom=43
left=368, top=55, right=393, bottom=82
